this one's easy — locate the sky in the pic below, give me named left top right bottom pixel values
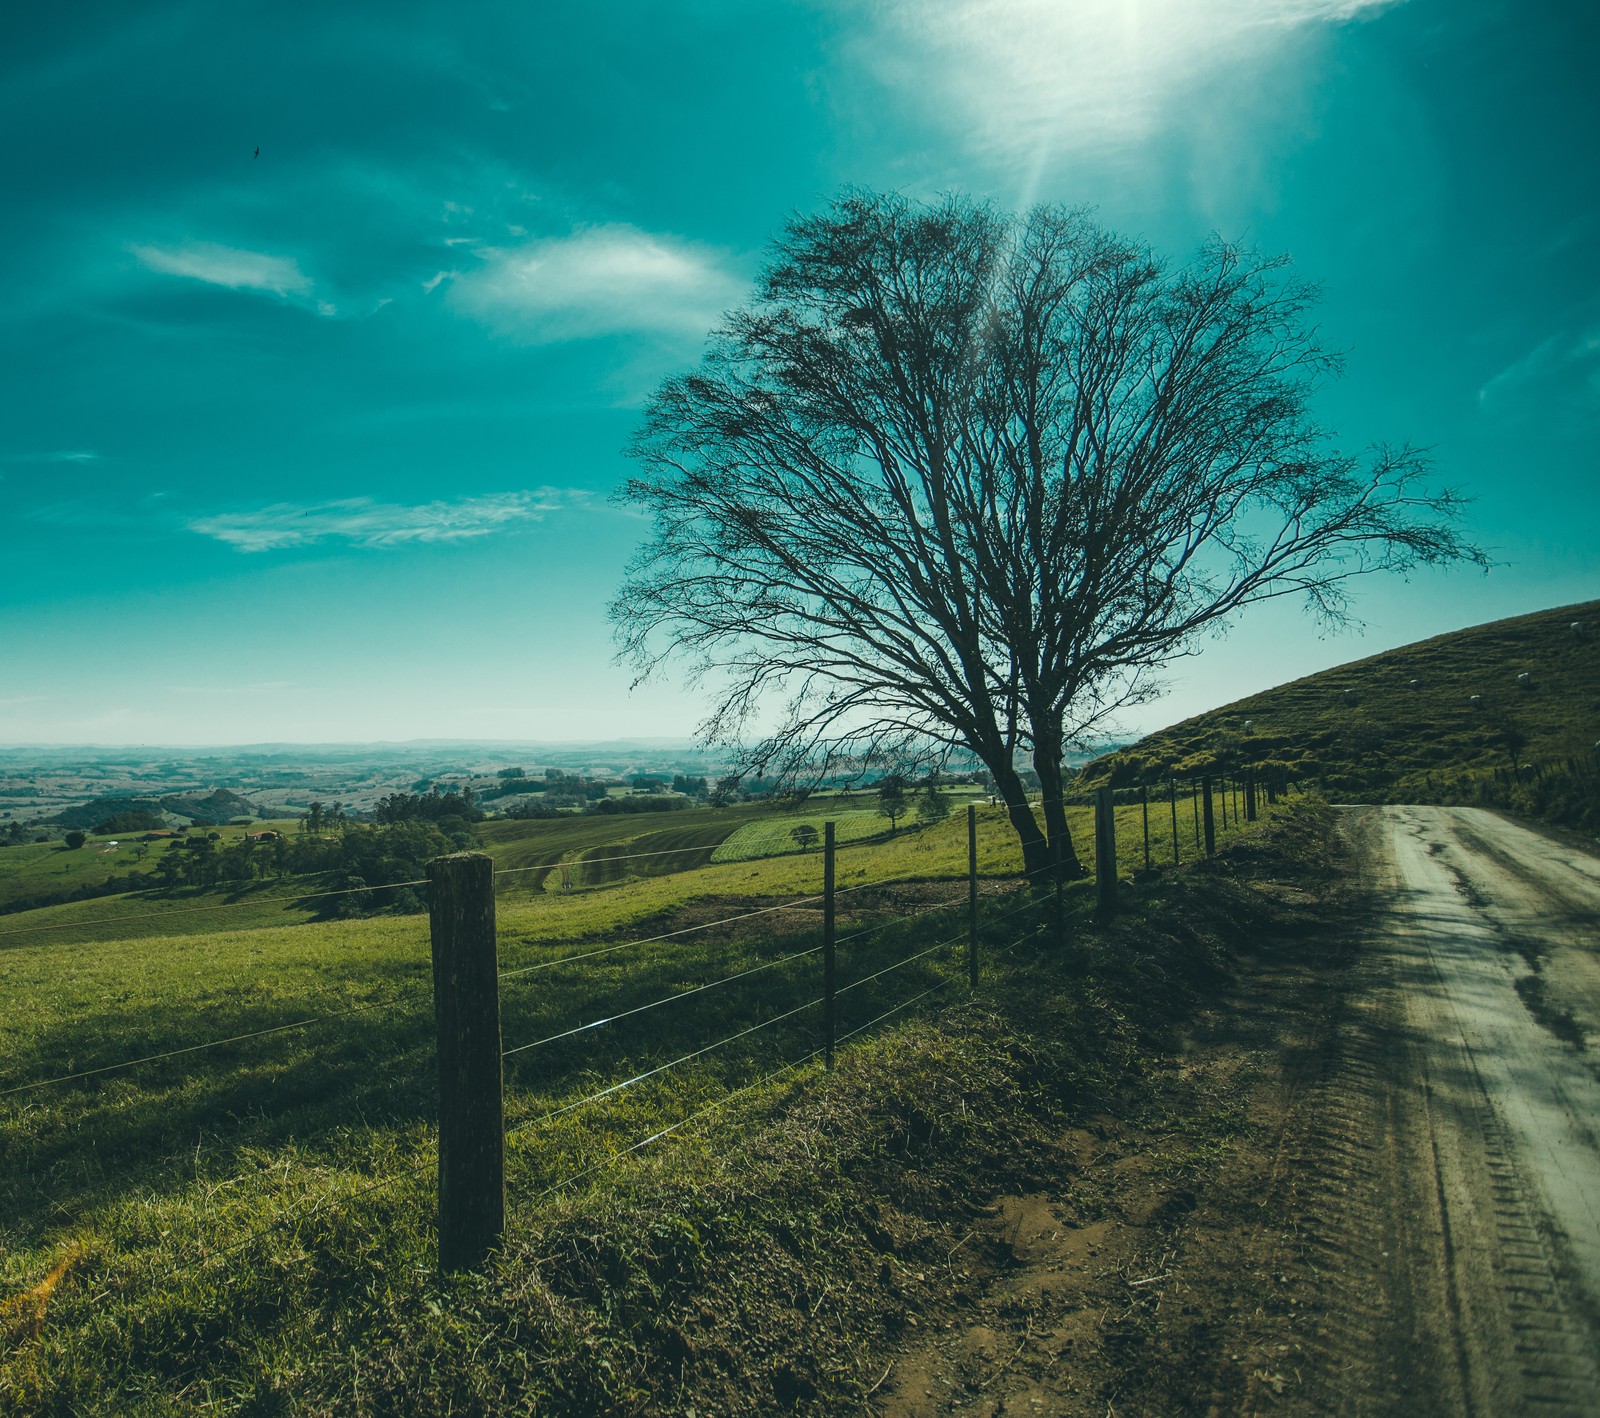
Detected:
left=2, top=0, right=1595, bottom=747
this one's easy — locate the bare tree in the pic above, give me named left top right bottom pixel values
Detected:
left=611, top=190, right=1481, bottom=884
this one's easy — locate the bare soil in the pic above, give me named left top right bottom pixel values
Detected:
left=870, top=806, right=1600, bottom=1417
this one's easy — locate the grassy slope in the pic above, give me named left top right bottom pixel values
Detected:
left=0, top=821, right=301, bottom=915
left=1084, top=599, right=1600, bottom=801
left=0, top=787, right=1256, bottom=955
left=0, top=787, right=1291, bottom=1413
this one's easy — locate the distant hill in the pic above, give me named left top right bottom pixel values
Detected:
left=1082, top=600, right=1600, bottom=804
left=49, top=788, right=262, bottom=830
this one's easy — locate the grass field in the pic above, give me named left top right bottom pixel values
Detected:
left=1085, top=599, right=1600, bottom=802
left=0, top=819, right=300, bottom=916
left=0, top=786, right=1288, bottom=1413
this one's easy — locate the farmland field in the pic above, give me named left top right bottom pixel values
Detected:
left=0, top=786, right=1286, bottom=1414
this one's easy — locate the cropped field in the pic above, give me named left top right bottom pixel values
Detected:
left=574, top=820, right=741, bottom=887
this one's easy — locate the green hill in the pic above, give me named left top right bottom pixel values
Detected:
left=1083, top=600, right=1600, bottom=809
left=47, top=788, right=261, bottom=830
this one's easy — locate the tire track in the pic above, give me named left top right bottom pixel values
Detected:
left=1281, top=806, right=1600, bottom=1416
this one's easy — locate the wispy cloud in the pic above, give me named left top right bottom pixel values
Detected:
left=2, top=450, right=101, bottom=465
left=447, top=225, right=746, bottom=343
left=188, top=490, right=574, bottom=553
left=132, top=240, right=318, bottom=302
left=844, top=0, right=1402, bottom=179
left=1478, top=321, right=1600, bottom=412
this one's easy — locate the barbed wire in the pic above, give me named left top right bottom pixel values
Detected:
left=504, top=994, right=825, bottom=1146
left=835, top=929, right=964, bottom=999
left=498, top=891, right=827, bottom=981
left=516, top=959, right=964, bottom=1208
left=502, top=886, right=970, bottom=1061
left=501, top=943, right=824, bottom=1060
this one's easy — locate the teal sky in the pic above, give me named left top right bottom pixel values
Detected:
left=2, top=0, right=1595, bottom=747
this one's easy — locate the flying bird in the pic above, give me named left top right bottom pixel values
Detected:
left=253, top=146, right=260, bottom=159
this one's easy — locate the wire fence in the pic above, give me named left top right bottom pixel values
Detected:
left=3, top=779, right=1298, bottom=1284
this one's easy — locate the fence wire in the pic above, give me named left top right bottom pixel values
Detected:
left=0, top=988, right=426, bottom=1100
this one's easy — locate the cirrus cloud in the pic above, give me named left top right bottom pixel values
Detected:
left=188, top=490, right=576, bottom=553
left=132, top=240, right=315, bottom=298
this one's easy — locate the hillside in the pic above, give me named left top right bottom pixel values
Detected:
left=46, top=788, right=261, bottom=830
left=1083, top=600, right=1600, bottom=805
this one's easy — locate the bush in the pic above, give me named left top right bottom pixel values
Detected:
left=63, top=830, right=87, bottom=850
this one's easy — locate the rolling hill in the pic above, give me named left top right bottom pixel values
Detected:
left=1083, top=600, right=1600, bottom=808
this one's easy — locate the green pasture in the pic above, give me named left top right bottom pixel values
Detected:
left=0, top=820, right=299, bottom=915
left=0, top=786, right=1292, bottom=1412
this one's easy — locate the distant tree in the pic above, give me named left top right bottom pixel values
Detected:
left=373, top=787, right=483, bottom=825
left=94, top=809, right=165, bottom=836
left=876, top=775, right=909, bottom=834
left=672, top=774, right=709, bottom=797
left=63, top=830, right=87, bottom=850
left=496, top=767, right=526, bottom=780
left=916, top=783, right=952, bottom=826
left=790, top=823, right=820, bottom=852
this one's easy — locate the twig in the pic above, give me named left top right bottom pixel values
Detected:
left=947, top=1230, right=976, bottom=1272
left=863, top=1362, right=893, bottom=1397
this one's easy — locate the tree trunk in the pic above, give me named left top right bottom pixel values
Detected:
left=989, top=759, right=1053, bottom=889
left=1032, top=738, right=1086, bottom=880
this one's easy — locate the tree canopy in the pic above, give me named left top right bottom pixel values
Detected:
left=612, top=189, right=1482, bottom=881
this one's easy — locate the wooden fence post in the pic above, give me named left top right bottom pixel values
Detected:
left=1192, top=779, right=1201, bottom=848
left=1095, top=787, right=1117, bottom=918
left=428, top=851, right=504, bottom=1273
left=967, top=804, right=979, bottom=988
left=1140, top=785, right=1150, bottom=872
left=823, top=821, right=836, bottom=1069
left=1169, top=779, right=1180, bottom=865
left=1246, top=774, right=1258, bottom=822
left=1202, top=777, right=1216, bottom=857
left=1220, top=776, right=1229, bottom=830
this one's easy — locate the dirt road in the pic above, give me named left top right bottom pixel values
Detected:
left=871, top=805, right=1600, bottom=1416
left=1306, top=804, right=1600, bottom=1414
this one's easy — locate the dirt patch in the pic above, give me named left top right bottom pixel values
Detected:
left=868, top=817, right=1366, bottom=1416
